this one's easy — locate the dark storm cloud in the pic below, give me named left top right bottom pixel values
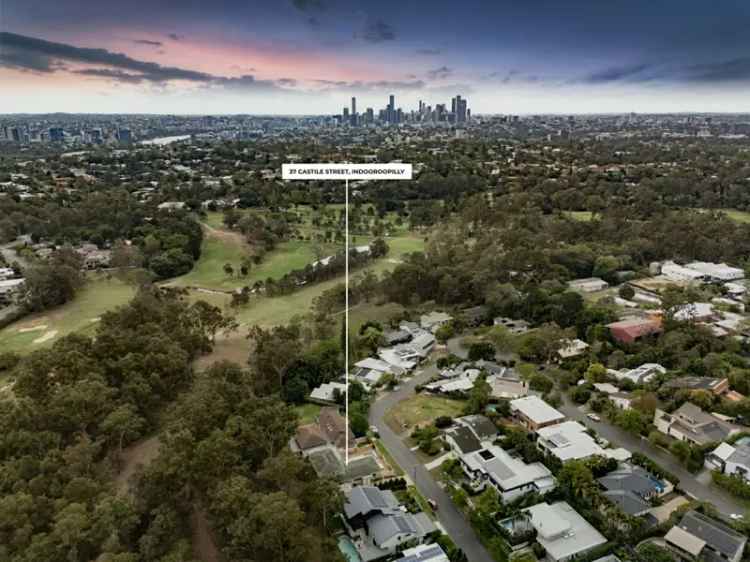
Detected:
left=360, top=19, right=396, bottom=43
left=291, top=0, right=324, bottom=12
left=683, top=57, right=750, bottom=83
left=132, top=39, right=163, bottom=47
left=74, top=68, right=145, bottom=83
left=579, top=63, right=654, bottom=84
left=166, top=33, right=183, bottom=41
left=426, top=66, right=452, bottom=80
left=0, top=32, right=299, bottom=95
left=0, top=32, right=212, bottom=82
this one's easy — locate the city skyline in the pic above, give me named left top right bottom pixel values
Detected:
left=2, top=1, right=750, bottom=114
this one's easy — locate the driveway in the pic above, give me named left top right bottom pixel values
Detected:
left=558, top=396, right=747, bottom=515
left=369, top=365, right=496, bottom=562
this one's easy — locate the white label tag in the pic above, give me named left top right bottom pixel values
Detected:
left=282, top=163, right=412, bottom=180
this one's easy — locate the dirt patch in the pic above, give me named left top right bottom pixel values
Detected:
left=18, top=324, right=47, bottom=333
left=115, top=436, right=161, bottom=494
left=202, top=222, right=250, bottom=250
left=191, top=505, right=222, bottom=562
left=194, top=332, right=250, bottom=371
left=32, top=330, right=58, bottom=344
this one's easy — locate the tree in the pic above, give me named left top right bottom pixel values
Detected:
left=465, top=375, right=492, bottom=414
left=616, top=408, right=647, bottom=435
left=468, top=342, right=495, bottom=362
left=101, top=404, right=146, bottom=453
left=618, top=284, right=635, bottom=300
left=223, top=263, right=234, bottom=277
left=585, top=363, right=608, bottom=384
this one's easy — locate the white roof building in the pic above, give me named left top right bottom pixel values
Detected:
left=685, top=261, right=744, bottom=281
left=661, top=261, right=705, bottom=282
left=608, top=363, right=666, bottom=385
left=511, top=396, right=565, bottom=430
left=537, top=421, right=630, bottom=462
left=557, top=339, right=589, bottom=359
left=309, top=382, right=347, bottom=404
left=523, top=502, right=607, bottom=562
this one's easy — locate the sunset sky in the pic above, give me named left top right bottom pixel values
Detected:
left=2, top=0, right=750, bottom=114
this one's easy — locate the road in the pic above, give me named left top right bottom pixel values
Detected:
left=558, top=396, right=747, bottom=515
left=369, top=366, right=496, bottom=562
left=0, top=242, right=31, bottom=272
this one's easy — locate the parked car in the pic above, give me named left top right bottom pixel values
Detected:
left=730, top=513, right=744, bottom=520
left=587, top=413, right=601, bottom=422
left=427, top=499, right=438, bottom=511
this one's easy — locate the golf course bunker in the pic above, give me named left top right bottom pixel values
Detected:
left=33, top=330, right=58, bottom=344
left=18, top=324, right=48, bottom=333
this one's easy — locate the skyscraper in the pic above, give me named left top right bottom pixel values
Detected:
left=351, top=97, right=357, bottom=126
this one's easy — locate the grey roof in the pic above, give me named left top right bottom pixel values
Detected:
left=344, top=486, right=399, bottom=520
left=679, top=510, right=747, bottom=561
left=458, top=414, right=498, bottom=440
left=603, top=489, right=650, bottom=515
left=396, top=544, right=449, bottom=562
left=308, top=448, right=344, bottom=477
left=664, top=376, right=725, bottom=391
left=369, top=511, right=435, bottom=546
left=593, top=557, right=621, bottom=562
left=598, top=464, right=659, bottom=498
left=446, top=425, right=482, bottom=454
left=727, top=442, right=750, bottom=467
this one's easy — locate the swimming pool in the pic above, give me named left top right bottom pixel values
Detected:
left=338, top=536, right=363, bottom=562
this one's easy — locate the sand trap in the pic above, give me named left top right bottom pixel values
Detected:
left=18, top=324, right=48, bottom=333
left=33, top=330, right=58, bottom=344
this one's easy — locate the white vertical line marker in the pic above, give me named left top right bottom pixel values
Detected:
left=345, top=177, right=350, bottom=465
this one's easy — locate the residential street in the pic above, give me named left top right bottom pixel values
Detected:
left=557, top=396, right=748, bottom=516
left=369, top=365, right=496, bottom=562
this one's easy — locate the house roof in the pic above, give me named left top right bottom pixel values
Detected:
left=461, top=444, right=555, bottom=493
left=598, top=464, right=660, bottom=498
left=537, top=421, right=605, bottom=461
left=318, top=407, right=355, bottom=449
left=678, top=510, right=747, bottom=560
left=727, top=442, right=750, bottom=467
left=294, top=424, right=326, bottom=450
left=523, top=501, right=607, bottom=561
left=665, top=525, right=706, bottom=557
left=711, top=442, right=737, bottom=462
left=663, top=376, right=726, bottom=391
left=602, top=489, right=650, bottom=515
left=456, top=414, right=498, bottom=441
left=369, top=511, right=435, bottom=547
left=445, top=425, right=482, bottom=455
left=511, top=396, right=565, bottom=425
left=396, top=543, right=449, bottom=562
left=343, top=486, right=399, bottom=520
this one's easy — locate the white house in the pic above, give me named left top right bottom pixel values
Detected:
left=523, top=502, right=607, bottom=562
left=706, top=441, right=750, bottom=478
left=537, top=421, right=630, bottom=462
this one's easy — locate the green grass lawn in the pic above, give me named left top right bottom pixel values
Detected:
left=0, top=274, right=137, bottom=354
left=294, top=403, right=322, bottom=425
left=384, top=395, right=465, bottom=433
left=563, top=211, right=594, bottom=222
left=718, top=209, right=750, bottom=224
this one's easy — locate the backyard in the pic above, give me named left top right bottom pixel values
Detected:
left=384, top=394, right=465, bottom=433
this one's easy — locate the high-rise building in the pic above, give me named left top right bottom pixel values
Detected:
left=351, top=97, right=357, bottom=126
left=117, top=127, right=132, bottom=143
left=365, top=108, right=374, bottom=124
left=49, top=127, right=64, bottom=142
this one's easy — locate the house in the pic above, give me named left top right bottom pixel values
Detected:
left=342, top=486, right=437, bottom=562
left=706, top=441, right=750, bottom=479
left=661, top=261, right=706, bottom=282
left=461, top=305, right=491, bottom=326
left=157, top=201, right=186, bottom=211
left=594, top=384, right=632, bottom=409
left=395, top=543, right=449, bottom=562
left=353, top=358, right=401, bottom=387
left=537, top=421, right=630, bottom=463
left=608, top=363, right=666, bottom=385
left=0, top=278, right=25, bottom=304
left=522, top=501, right=607, bottom=562
left=291, top=406, right=355, bottom=456
left=607, top=317, right=663, bottom=344
left=493, top=317, right=531, bottom=334
left=383, top=329, right=412, bottom=346
left=654, top=403, right=739, bottom=446
left=672, top=302, right=717, bottom=322
left=308, top=381, right=347, bottom=405
left=510, top=396, right=565, bottom=432
left=684, top=261, right=745, bottom=282
left=665, top=510, right=747, bottom=562
left=598, top=463, right=671, bottom=516
left=459, top=443, right=557, bottom=500
left=454, top=414, right=498, bottom=442
left=419, top=311, right=452, bottom=333
left=557, top=338, right=590, bottom=360
left=662, top=376, right=729, bottom=395
left=568, top=277, right=609, bottom=293
left=0, top=267, right=16, bottom=280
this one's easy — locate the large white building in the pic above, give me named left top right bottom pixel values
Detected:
left=537, top=421, right=630, bottom=462
left=685, top=261, right=745, bottom=281
left=523, top=502, right=607, bottom=562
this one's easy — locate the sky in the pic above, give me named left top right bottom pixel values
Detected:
left=2, top=0, right=750, bottom=114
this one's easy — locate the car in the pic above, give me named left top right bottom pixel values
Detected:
left=369, top=425, right=380, bottom=437
left=730, top=513, right=744, bottom=520
left=427, top=499, right=438, bottom=511
left=587, top=413, right=601, bottom=422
